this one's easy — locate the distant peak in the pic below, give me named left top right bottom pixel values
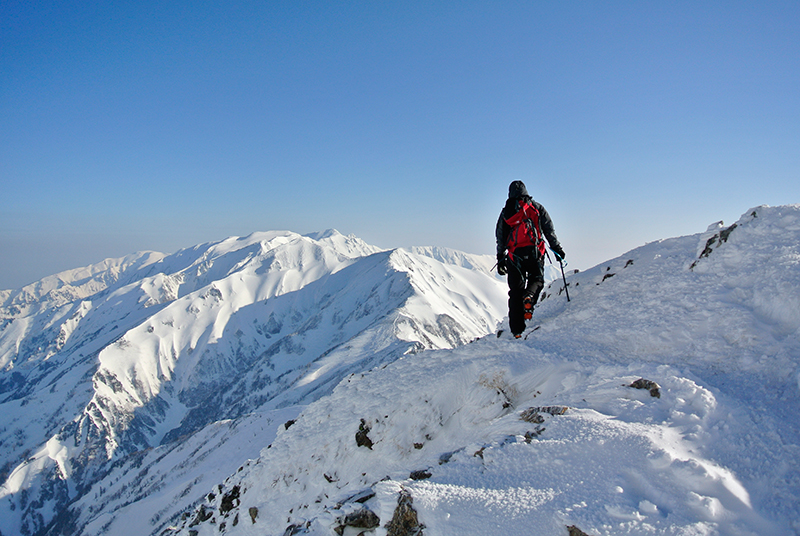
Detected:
left=303, top=229, right=342, bottom=240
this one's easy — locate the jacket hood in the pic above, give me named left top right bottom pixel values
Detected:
left=508, top=180, right=529, bottom=199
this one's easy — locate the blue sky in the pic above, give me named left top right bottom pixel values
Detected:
left=2, top=1, right=798, bottom=290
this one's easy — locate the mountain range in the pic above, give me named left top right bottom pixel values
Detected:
left=0, top=230, right=506, bottom=536
left=2, top=206, right=800, bottom=535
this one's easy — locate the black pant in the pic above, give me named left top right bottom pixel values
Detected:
left=507, top=247, right=544, bottom=335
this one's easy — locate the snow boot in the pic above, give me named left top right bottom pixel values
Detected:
left=523, top=296, right=534, bottom=320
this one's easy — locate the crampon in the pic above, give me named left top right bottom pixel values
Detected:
left=523, top=296, right=534, bottom=320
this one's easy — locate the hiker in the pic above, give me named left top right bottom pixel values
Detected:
left=496, top=180, right=565, bottom=338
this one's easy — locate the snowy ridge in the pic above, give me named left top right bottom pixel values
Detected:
left=170, top=206, right=800, bottom=536
left=0, top=251, right=167, bottom=309
left=404, top=246, right=497, bottom=275
left=0, top=231, right=378, bottom=483
left=0, top=230, right=507, bottom=536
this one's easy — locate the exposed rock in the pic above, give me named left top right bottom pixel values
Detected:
left=219, top=485, right=240, bottom=514
left=283, top=522, right=309, bottom=535
left=520, top=411, right=545, bottom=424
left=248, top=506, right=258, bottom=524
left=385, top=490, right=424, bottom=536
left=334, top=508, right=380, bottom=535
left=524, top=427, right=545, bottom=442
left=189, top=505, right=213, bottom=527
left=356, top=418, right=374, bottom=449
left=520, top=406, right=568, bottom=422
left=438, top=449, right=462, bottom=465
left=719, top=223, right=738, bottom=243
left=691, top=222, right=739, bottom=269
left=339, top=488, right=376, bottom=506
left=409, top=469, right=431, bottom=480
left=629, top=378, right=661, bottom=398
left=567, top=525, right=594, bottom=536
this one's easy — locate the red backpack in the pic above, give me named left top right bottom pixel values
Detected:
left=505, top=200, right=546, bottom=261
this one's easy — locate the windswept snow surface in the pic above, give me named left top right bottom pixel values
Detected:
left=0, top=230, right=507, bottom=536
left=172, top=206, right=800, bottom=536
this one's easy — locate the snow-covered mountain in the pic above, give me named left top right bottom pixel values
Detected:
left=0, top=230, right=507, bottom=536
left=163, top=206, right=798, bottom=536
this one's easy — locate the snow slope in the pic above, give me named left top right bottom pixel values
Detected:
left=0, top=230, right=507, bottom=536
left=170, top=206, right=800, bottom=536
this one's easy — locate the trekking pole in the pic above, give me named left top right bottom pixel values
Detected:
left=553, top=251, right=570, bottom=302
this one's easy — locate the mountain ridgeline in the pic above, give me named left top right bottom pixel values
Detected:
left=0, top=230, right=507, bottom=536
left=166, top=206, right=800, bottom=536
left=3, top=206, right=800, bottom=536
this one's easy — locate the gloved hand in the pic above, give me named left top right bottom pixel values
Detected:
left=551, top=244, right=566, bottom=261
left=497, top=253, right=507, bottom=276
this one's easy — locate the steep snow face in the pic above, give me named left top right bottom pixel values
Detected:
left=0, top=230, right=507, bottom=536
left=173, top=206, right=800, bottom=536
left=0, top=231, right=369, bottom=372
left=81, top=247, right=504, bottom=458
left=0, top=232, right=378, bottom=487
left=0, top=251, right=166, bottom=371
left=531, top=205, right=800, bottom=376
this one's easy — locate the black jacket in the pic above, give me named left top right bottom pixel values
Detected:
left=495, top=196, right=561, bottom=256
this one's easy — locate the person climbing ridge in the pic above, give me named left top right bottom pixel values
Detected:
left=495, top=180, right=565, bottom=338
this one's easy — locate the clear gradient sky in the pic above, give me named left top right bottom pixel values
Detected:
left=2, top=1, right=799, bottom=290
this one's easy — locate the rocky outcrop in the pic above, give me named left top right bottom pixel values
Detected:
left=385, top=490, right=424, bottom=536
